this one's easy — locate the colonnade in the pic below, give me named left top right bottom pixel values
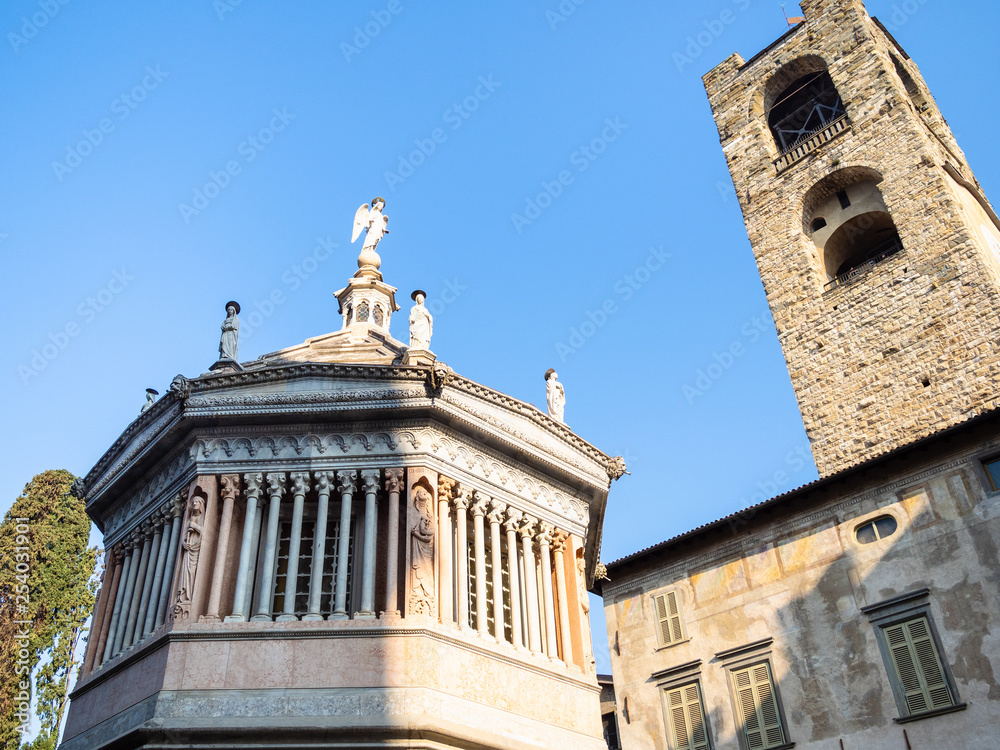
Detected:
left=436, top=482, right=578, bottom=666
left=82, top=468, right=583, bottom=676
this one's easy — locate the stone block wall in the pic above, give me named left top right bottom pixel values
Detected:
left=704, top=0, right=1000, bottom=476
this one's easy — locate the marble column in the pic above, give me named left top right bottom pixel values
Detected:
left=93, top=545, right=124, bottom=668
left=278, top=472, right=309, bottom=621
left=383, top=469, right=404, bottom=615
left=553, top=531, right=574, bottom=665
left=252, top=473, right=286, bottom=622
left=488, top=500, right=507, bottom=645
left=109, top=535, right=138, bottom=658
left=123, top=525, right=153, bottom=648
left=454, top=490, right=471, bottom=629
left=304, top=472, right=334, bottom=621
left=519, top=517, right=541, bottom=654
left=226, top=473, right=262, bottom=622
left=140, top=512, right=168, bottom=637
left=84, top=546, right=117, bottom=672
left=206, top=474, right=240, bottom=620
left=537, top=523, right=559, bottom=660
left=504, top=509, right=523, bottom=648
left=471, top=494, right=489, bottom=635
left=357, top=469, right=380, bottom=619
left=437, top=477, right=456, bottom=623
left=331, top=470, right=357, bottom=619
left=133, top=520, right=160, bottom=644
left=154, top=493, right=186, bottom=628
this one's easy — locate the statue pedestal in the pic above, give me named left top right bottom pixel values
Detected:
left=403, top=349, right=436, bottom=367
left=209, top=358, right=244, bottom=373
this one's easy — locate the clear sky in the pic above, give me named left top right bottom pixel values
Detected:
left=2, top=0, right=999, bottom=680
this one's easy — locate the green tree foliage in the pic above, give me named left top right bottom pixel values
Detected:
left=0, top=470, right=98, bottom=749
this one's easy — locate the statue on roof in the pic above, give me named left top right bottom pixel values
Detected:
left=219, top=301, right=241, bottom=362
left=545, top=369, right=566, bottom=423
left=409, top=290, right=433, bottom=351
left=352, top=197, right=389, bottom=270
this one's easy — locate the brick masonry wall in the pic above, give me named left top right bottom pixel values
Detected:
left=703, top=0, right=1000, bottom=477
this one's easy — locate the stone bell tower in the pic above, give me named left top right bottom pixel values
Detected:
left=704, top=0, right=1000, bottom=476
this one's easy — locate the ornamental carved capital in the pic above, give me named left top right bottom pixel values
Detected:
left=437, top=475, right=457, bottom=503
left=384, top=468, right=404, bottom=494
left=361, top=469, right=381, bottom=494
left=504, top=507, right=523, bottom=533
left=290, top=472, right=310, bottom=497
left=244, top=472, right=263, bottom=499
left=219, top=473, right=241, bottom=502
left=336, top=470, right=358, bottom=496
left=265, top=472, right=287, bottom=497
left=535, top=521, right=554, bottom=546
left=551, top=530, right=571, bottom=552
left=314, top=471, right=335, bottom=495
left=471, top=493, right=489, bottom=518
left=171, top=491, right=187, bottom=517
left=487, top=499, right=507, bottom=525
left=453, top=487, right=472, bottom=512
left=518, top=515, right=537, bottom=539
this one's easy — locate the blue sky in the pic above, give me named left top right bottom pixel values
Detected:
left=2, top=1, right=999, bottom=678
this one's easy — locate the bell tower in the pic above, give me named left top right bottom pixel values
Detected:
left=704, top=0, right=1000, bottom=476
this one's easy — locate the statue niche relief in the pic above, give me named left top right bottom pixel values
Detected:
left=171, top=494, right=206, bottom=621
left=408, top=486, right=435, bottom=616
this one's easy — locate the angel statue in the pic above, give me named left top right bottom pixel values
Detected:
left=351, top=197, right=389, bottom=271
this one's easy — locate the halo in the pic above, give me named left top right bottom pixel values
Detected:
left=225, top=300, right=241, bottom=314
left=544, top=368, right=556, bottom=380
left=146, top=388, right=159, bottom=395
left=372, top=196, right=386, bottom=207
left=411, top=289, right=427, bottom=301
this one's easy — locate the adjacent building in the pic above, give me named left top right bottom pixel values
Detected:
left=601, top=1, right=1000, bottom=748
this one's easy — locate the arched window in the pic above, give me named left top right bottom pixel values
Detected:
left=345, top=304, right=353, bottom=325
left=357, top=301, right=370, bottom=322
left=855, top=516, right=898, bottom=545
left=373, top=305, right=384, bottom=326
left=769, top=71, right=845, bottom=153
left=802, top=168, right=904, bottom=288
left=763, top=57, right=845, bottom=155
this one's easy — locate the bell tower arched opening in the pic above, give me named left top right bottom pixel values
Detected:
left=764, top=57, right=846, bottom=154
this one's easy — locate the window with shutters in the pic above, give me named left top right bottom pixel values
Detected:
left=664, top=682, right=711, bottom=750
left=731, top=662, right=786, bottom=750
left=882, top=617, right=956, bottom=716
left=653, top=590, right=685, bottom=647
left=862, top=590, right=966, bottom=723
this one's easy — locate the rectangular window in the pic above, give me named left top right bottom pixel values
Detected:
left=269, top=510, right=353, bottom=617
left=883, top=617, right=955, bottom=715
left=654, top=591, right=684, bottom=647
left=731, top=662, right=785, bottom=750
left=665, top=682, right=711, bottom=750
left=466, top=528, right=513, bottom=642
left=983, top=456, right=1000, bottom=491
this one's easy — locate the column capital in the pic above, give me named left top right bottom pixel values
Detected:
left=551, top=529, right=571, bottom=552
left=471, top=493, right=489, bottom=518
left=265, top=472, right=287, bottom=497
left=384, top=468, right=404, bottom=494
left=170, top=492, right=187, bottom=517
left=219, top=474, right=241, bottom=502
left=453, top=489, right=471, bottom=511
left=130, top=527, right=145, bottom=546
left=290, top=471, right=310, bottom=497
left=244, top=472, right=264, bottom=498
left=336, top=469, right=358, bottom=495
left=535, top=521, right=554, bottom=547
left=518, top=515, right=537, bottom=539
left=361, top=469, right=380, bottom=494
left=314, top=471, right=335, bottom=495
left=504, top=507, right=523, bottom=533
left=437, top=475, right=458, bottom=503
left=109, top=544, right=124, bottom=567
left=487, top=499, right=507, bottom=525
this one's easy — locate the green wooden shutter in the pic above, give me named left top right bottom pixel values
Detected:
left=666, top=683, right=710, bottom=750
left=884, top=617, right=954, bottom=715
left=733, top=663, right=785, bottom=750
left=655, top=591, right=684, bottom=646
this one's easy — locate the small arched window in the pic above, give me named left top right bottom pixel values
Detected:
left=345, top=304, right=353, bottom=324
left=357, top=301, right=370, bottom=322
left=373, top=305, right=384, bottom=326
left=768, top=70, right=845, bottom=154
left=856, top=515, right=898, bottom=545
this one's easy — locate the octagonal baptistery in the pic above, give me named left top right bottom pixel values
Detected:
left=62, top=256, right=621, bottom=750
